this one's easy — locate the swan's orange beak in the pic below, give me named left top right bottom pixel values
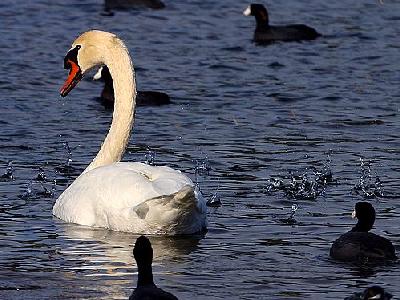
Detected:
left=60, top=59, right=83, bottom=97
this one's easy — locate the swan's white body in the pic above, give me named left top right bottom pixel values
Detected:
left=53, top=30, right=207, bottom=234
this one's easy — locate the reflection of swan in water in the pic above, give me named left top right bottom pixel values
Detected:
left=57, top=222, right=203, bottom=268
left=55, top=223, right=202, bottom=299
left=53, top=30, right=207, bottom=235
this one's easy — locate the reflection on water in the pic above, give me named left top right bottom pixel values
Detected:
left=57, top=223, right=203, bottom=270
left=0, top=0, right=400, bottom=299
left=54, top=223, right=202, bottom=299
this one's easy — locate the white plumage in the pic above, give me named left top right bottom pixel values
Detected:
left=53, top=30, right=207, bottom=234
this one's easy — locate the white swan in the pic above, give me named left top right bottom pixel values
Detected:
left=53, top=30, right=207, bottom=234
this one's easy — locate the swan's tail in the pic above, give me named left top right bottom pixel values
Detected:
left=133, top=185, right=207, bottom=235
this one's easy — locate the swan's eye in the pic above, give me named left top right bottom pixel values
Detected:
left=76, top=45, right=81, bottom=50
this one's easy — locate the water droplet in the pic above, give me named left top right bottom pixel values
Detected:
left=206, top=193, right=222, bottom=207
left=352, top=158, right=384, bottom=199
left=144, top=147, right=156, bottom=165
left=36, top=167, right=47, bottom=181
left=1, top=161, right=14, bottom=181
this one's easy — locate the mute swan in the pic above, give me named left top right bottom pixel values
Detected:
left=53, top=30, right=207, bottom=234
left=93, top=66, right=171, bottom=107
left=243, top=4, right=321, bottom=44
left=129, top=236, right=178, bottom=300
left=330, top=202, right=396, bottom=262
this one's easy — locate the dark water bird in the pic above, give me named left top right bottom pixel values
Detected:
left=243, top=4, right=321, bottom=44
left=93, top=66, right=171, bottom=108
left=330, top=202, right=396, bottom=262
left=345, top=286, right=392, bottom=300
left=129, top=236, right=178, bottom=300
left=105, top=0, right=165, bottom=10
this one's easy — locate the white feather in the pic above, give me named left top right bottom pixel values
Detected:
left=243, top=6, right=251, bottom=16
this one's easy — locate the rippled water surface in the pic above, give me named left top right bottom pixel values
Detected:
left=1, top=0, right=400, bottom=299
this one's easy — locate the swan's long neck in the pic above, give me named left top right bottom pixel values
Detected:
left=84, top=43, right=137, bottom=173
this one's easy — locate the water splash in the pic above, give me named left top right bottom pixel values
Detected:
left=265, top=153, right=334, bottom=201
left=279, top=204, right=299, bottom=225
left=36, top=167, right=47, bottom=181
left=1, top=161, right=14, bottom=181
left=19, top=180, right=33, bottom=200
left=55, top=137, right=77, bottom=174
left=206, top=183, right=222, bottom=207
left=352, top=157, right=384, bottom=199
left=193, top=155, right=211, bottom=186
left=144, top=147, right=156, bottom=165
left=37, top=181, right=55, bottom=198
left=62, top=141, right=73, bottom=167
left=19, top=167, right=57, bottom=200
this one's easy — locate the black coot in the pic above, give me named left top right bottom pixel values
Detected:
left=94, top=66, right=171, bottom=108
left=330, top=202, right=396, bottom=262
left=129, top=236, right=178, bottom=300
left=243, top=4, right=321, bottom=44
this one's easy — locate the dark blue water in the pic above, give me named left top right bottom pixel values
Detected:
left=0, top=0, right=399, bottom=299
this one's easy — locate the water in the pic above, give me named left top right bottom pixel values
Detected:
left=0, top=0, right=399, bottom=299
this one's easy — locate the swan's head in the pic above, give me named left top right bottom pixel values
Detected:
left=60, top=30, right=124, bottom=97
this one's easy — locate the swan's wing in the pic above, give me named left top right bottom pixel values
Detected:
left=132, top=185, right=206, bottom=234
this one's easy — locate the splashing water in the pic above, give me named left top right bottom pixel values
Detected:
left=1, top=161, right=14, bottom=181
left=62, top=141, right=73, bottom=167
left=36, top=167, right=47, bottom=181
left=265, top=153, right=335, bottom=200
left=193, top=155, right=211, bottom=186
left=144, top=147, right=156, bottom=165
left=19, top=180, right=33, bottom=200
left=352, top=157, right=384, bottom=199
left=290, top=204, right=298, bottom=218
left=55, top=137, right=78, bottom=174
left=279, top=203, right=299, bottom=225
left=37, top=181, right=55, bottom=198
left=206, top=182, right=222, bottom=207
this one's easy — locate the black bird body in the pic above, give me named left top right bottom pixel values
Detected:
left=244, top=4, right=321, bottom=44
left=94, top=65, right=171, bottom=107
left=330, top=231, right=396, bottom=262
left=254, top=24, right=320, bottom=43
left=330, top=202, right=396, bottom=262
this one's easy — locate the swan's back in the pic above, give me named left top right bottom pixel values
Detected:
left=53, top=162, right=207, bottom=234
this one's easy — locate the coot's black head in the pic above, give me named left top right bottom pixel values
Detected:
left=352, top=202, right=376, bottom=232
left=101, top=65, right=113, bottom=83
left=243, top=4, right=269, bottom=26
left=133, top=235, right=153, bottom=267
left=363, top=286, right=392, bottom=300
